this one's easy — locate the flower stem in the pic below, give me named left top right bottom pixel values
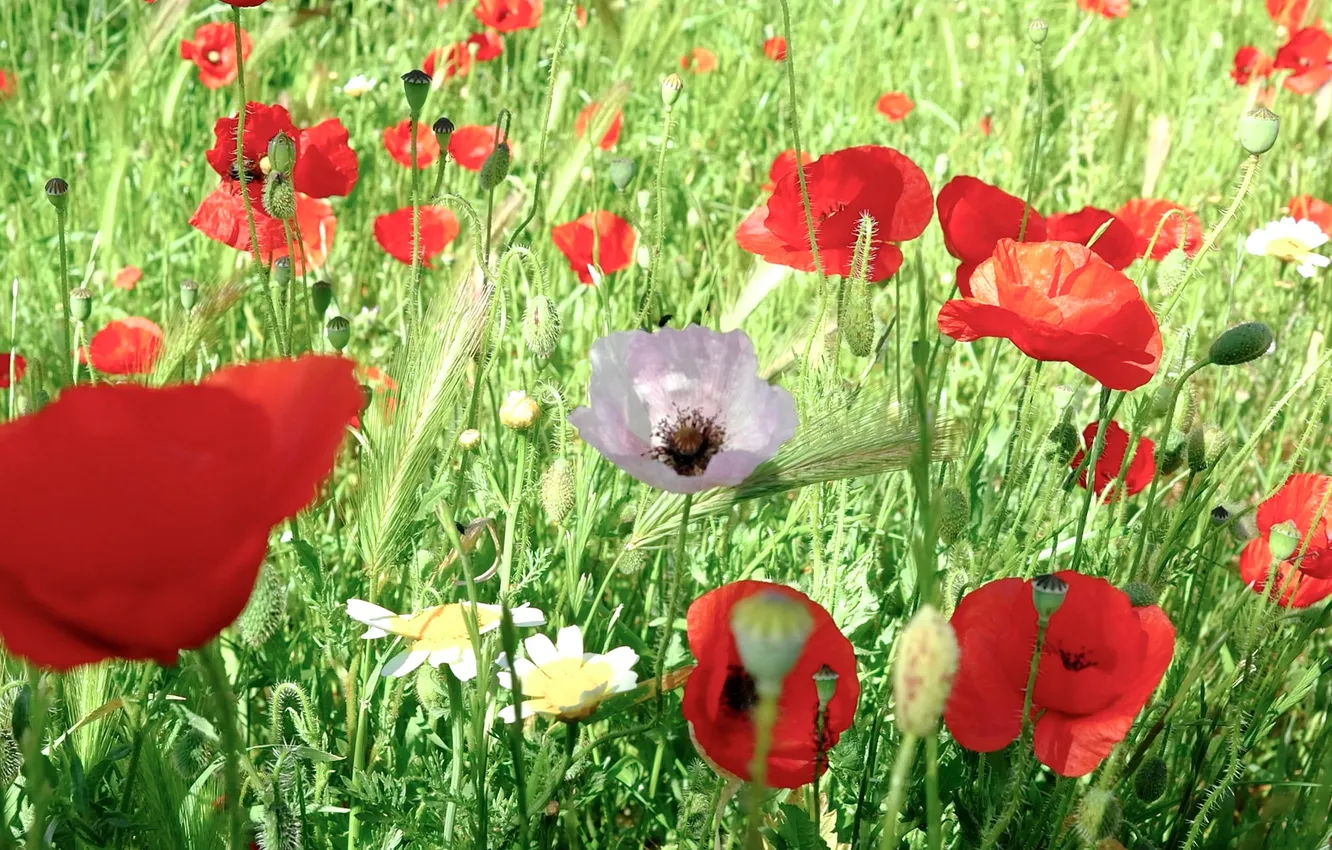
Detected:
left=980, top=617, right=1050, bottom=850
left=1069, top=387, right=1113, bottom=573
left=497, top=605, right=531, bottom=848
left=1017, top=41, right=1045, bottom=243
left=634, top=102, right=674, bottom=329
left=744, top=686, right=782, bottom=850
left=498, top=432, right=528, bottom=596
left=54, top=209, right=71, bottom=380
left=877, top=733, right=919, bottom=850
left=200, top=641, right=244, bottom=850
left=1162, top=153, right=1261, bottom=318
left=925, top=733, right=942, bottom=850
left=653, top=493, right=693, bottom=718
left=442, top=668, right=466, bottom=839
left=409, top=117, right=424, bottom=329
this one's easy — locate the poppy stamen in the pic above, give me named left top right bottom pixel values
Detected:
left=720, top=665, right=759, bottom=713
left=1053, top=646, right=1096, bottom=672
left=649, top=407, right=726, bottom=477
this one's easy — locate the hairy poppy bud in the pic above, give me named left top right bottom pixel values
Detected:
left=840, top=279, right=874, bottom=357
left=1156, top=247, right=1189, bottom=294
left=1032, top=573, right=1068, bottom=622
left=44, top=177, right=69, bottom=212
left=1238, top=107, right=1280, bottom=156
left=813, top=664, right=839, bottom=709
left=1208, top=321, right=1274, bottom=366
left=401, top=69, right=431, bottom=118
left=479, top=142, right=511, bottom=192
left=937, top=487, right=969, bottom=546
left=499, top=390, right=541, bottom=430
left=415, top=666, right=449, bottom=717
left=458, top=428, right=482, bottom=451
left=432, top=116, right=455, bottom=150
left=661, top=73, right=684, bottom=108
left=1074, top=789, right=1122, bottom=844
left=1269, top=520, right=1301, bottom=562
left=180, top=279, right=199, bottom=311
left=616, top=546, right=648, bottom=575
left=730, top=590, right=813, bottom=691
left=1187, top=423, right=1229, bottom=473
left=267, top=131, right=296, bottom=174
left=522, top=295, right=562, bottom=358
left=539, top=457, right=576, bottom=524
left=311, top=280, right=333, bottom=317
left=235, top=562, right=287, bottom=648
left=609, top=158, right=637, bottom=192
left=1133, top=756, right=1168, bottom=802
left=170, top=724, right=213, bottom=780
left=326, top=316, right=351, bottom=352
left=69, top=287, right=92, bottom=322
left=262, top=171, right=296, bottom=220
left=272, top=257, right=293, bottom=288
left=1157, top=433, right=1186, bottom=475
left=1121, top=582, right=1158, bottom=608
left=893, top=604, right=959, bottom=737
left=1048, top=421, right=1079, bottom=463
left=0, top=726, right=19, bottom=789
left=1028, top=18, right=1049, bottom=45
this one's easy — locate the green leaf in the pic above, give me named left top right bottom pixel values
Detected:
left=775, top=803, right=829, bottom=850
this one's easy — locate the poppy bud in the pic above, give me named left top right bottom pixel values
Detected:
left=180, top=279, right=199, bottom=311
left=937, top=487, right=969, bottom=546
left=609, top=157, right=637, bottom=192
left=401, top=69, right=432, bottom=118
left=263, top=171, right=297, bottom=220
left=235, top=562, right=287, bottom=649
left=69, top=287, right=92, bottom=322
left=267, top=131, right=296, bottom=174
left=522, top=294, right=562, bottom=358
left=539, top=457, right=576, bottom=524
left=1028, top=18, right=1049, bottom=45
left=9, top=687, right=30, bottom=743
left=1157, top=433, right=1186, bottom=475
left=893, top=604, right=959, bottom=737
left=1121, top=582, right=1158, bottom=608
left=458, top=428, right=482, bottom=451
left=1074, top=789, right=1122, bottom=844
left=432, top=116, right=455, bottom=150
left=0, top=727, right=18, bottom=789
left=311, top=280, right=333, bottom=318
left=479, top=142, right=511, bottom=192
left=1032, top=573, right=1068, bottom=622
left=1156, top=247, right=1189, bottom=294
left=812, top=664, right=839, bottom=709
left=1187, top=423, right=1228, bottom=473
left=1133, top=755, right=1168, bottom=802
left=1269, top=520, right=1301, bottom=562
left=44, top=177, right=69, bottom=212
left=729, top=590, right=813, bottom=692
left=1048, top=421, right=1079, bottom=463
left=326, top=316, right=351, bottom=352
left=170, top=725, right=213, bottom=780
left=499, top=390, right=541, bottom=430
left=272, top=257, right=293, bottom=288
left=415, top=665, right=449, bottom=717
left=1207, top=321, right=1274, bottom=366
left=1238, top=107, right=1280, bottom=156
left=616, top=546, right=648, bottom=575
left=661, top=73, right=684, bottom=108
left=359, top=384, right=374, bottom=412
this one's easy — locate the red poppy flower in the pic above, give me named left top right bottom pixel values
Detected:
left=1269, top=0, right=1312, bottom=31
left=763, top=36, right=788, bottom=61
left=1275, top=26, right=1332, bottom=93
left=189, top=190, right=337, bottom=275
left=1077, top=0, right=1128, bottom=18
left=1069, top=421, right=1154, bottom=499
left=1045, top=207, right=1138, bottom=270
left=945, top=571, right=1174, bottom=777
left=936, top=176, right=1047, bottom=295
left=680, top=47, right=718, bottom=74
left=373, top=207, right=460, bottom=268
left=87, top=318, right=165, bottom=376
left=1289, top=195, right=1332, bottom=236
left=0, top=70, right=16, bottom=99
left=876, top=92, right=914, bottom=122
left=469, top=30, right=505, bottom=60
left=682, top=581, right=860, bottom=789
left=551, top=211, right=636, bottom=284
left=1114, top=198, right=1202, bottom=260
left=179, top=23, right=250, bottom=90
left=114, top=266, right=143, bottom=291
left=383, top=118, right=441, bottom=169
left=737, top=145, right=932, bottom=281
left=761, top=149, right=813, bottom=193
left=474, top=0, right=542, bottom=32
left=218, top=0, right=266, bottom=6
left=448, top=124, right=502, bottom=171
left=574, top=102, right=622, bottom=151
left=0, top=355, right=361, bottom=670
left=0, top=354, right=25, bottom=388
left=1232, top=46, right=1276, bottom=85
left=937, top=240, right=1163, bottom=391
left=575, top=4, right=587, bottom=26
left=351, top=364, right=399, bottom=429
left=979, top=114, right=993, bottom=136
left=424, top=43, right=472, bottom=81
left=1239, top=473, right=1332, bottom=608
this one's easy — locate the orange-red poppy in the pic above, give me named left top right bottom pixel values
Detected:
left=680, top=47, right=717, bottom=74
left=574, top=102, right=622, bottom=151
left=551, top=211, right=636, bottom=285
left=876, top=92, right=914, bottom=122
left=87, top=317, right=165, bottom=376
left=1069, top=421, right=1155, bottom=499
left=179, top=23, right=251, bottom=90
left=763, top=36, right=787, bottom=61
left=373, top=207, right=460, bottom=267
left=114, top=266, right=143, bottom=292
left=1239, top=473, right=1332, bottom=608
left=383, top=118, right=442, bottom=169
left=1114, top=198, right=1202, bottom=260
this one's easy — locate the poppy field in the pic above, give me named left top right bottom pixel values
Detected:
left=3, top=0, right=1332, bottom=847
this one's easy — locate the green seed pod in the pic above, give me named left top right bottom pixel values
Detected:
left=0, top=728, right=20, bottom=789
left=479, top=142, right=512, bottom=192
left=1208, top=321, right=1274, bottom=366
left=69, top=287, right=92, bottom=322
left=1047, top=421, right=1080, bottom=463
left=609, top=157, right=637, bottom=192
left=1133, top=755, right=1168, bottom=802
left=311, top=280, right=333, bottom=318
left=1032, top=574, right=1068, bottom=622
left=540, top=457, right=576, bottom=525
left=236, top=562, right=287, bottom=649
left=401, top=69, right=432, bottom=119
left=267, top=131, right=296, bottom=174
left=1156, top=247, right=1189, bottom=293
left=180, top=279, right=199, bottom=311
left=617, top=547, right=648, bottom=576
left=1121, top=582, right=1158, bottom=608
left=272, top=257, right=293, bottom=289
left=661, top=73, right=684, bottom=107
left=326, top=316, right=351, bottom=352
left=432, top=116, right=455, bottom=150
left=1028, top=18, right=1049, bottom=45
left=1238, top=106, right=1280, bottom=156
left=44, top=177, right=69, bottom=212
left=937, top=487, right=969, bottom=547
left=415, top=666, right=450, bottom=717
left=263, top=171, right=297, bottom=220
left=522, top=294, right=562, bottom=358
left=1187, top=423, right=1229, bottom=473
left=170, top=725, right=214, bottom=780
left=1269, top=520, right=1301, bottom=562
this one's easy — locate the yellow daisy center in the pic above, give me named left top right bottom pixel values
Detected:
left=393, top=604, right=501, bottom=652
left=1263, top=236, right=1316, bottom=263
left=524, top=657, right=615, bottom=719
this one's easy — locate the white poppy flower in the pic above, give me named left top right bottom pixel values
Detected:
left=568, top=325, right=798, bottom=494
left=345, top=598, right=545, bottom=680
left=1245, top=217, right=1331, bottom=278
left=497, top=626, right=639, bottom=723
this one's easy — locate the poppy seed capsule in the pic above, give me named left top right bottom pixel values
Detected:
left=1208, top=321, right=1275, bottom=366
left=272, top=257, right=293, bottom=288
left=479, top=142, right=511, bottom=192
left=326, top=316, right=351, bottom=352
left=522, top=295, right=562, bottom=357
left=1268, top=520, right=1302, bottom=562
left=1032, top=573, right=1068, bottom=621
left=499, top=390, right=541, bottom=430
left=267, top=131, right=296, bottom=174
left=310, top=280, right=333, bottom=317
left=937, top=487, right=969, bottom=546
left=180, top=280, right=199, bottom=311
left=893, top=604, right=959, bottom=737
left=400, top=69, right=432, bottom=118
left=359, top=384, right=374, bottom=412
left=539, top=457, right=576, bottom=524
left=458, top=428, right=482, bottom=451
left=661, top=73, right=684, bottom=108
left=69, top=288, right=92, bottom=322
left=432, top=116, right=455, bottom=149
left=44, top=177, right=69, bottom=212
left=262, top=171, right=297, bottom=221
left=1028, top=18, right=1049, bottom=45
left=609, top=157, right=637, bottom=192
left=1238, top=107, right=1280, bottom=156
left=1133, top=755, right=1168, bottom=802
left=729, top=591, right=814, bottom=692
left=812, top=664, right=839, bottom=707
left=1121, top=582, right=1158, bottom=608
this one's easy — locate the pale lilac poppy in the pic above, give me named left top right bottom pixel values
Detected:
left=569, top=325, right=797, bottom=494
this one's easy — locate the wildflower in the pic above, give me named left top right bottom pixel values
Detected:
left=894, top=605, right=959, bottom=737
left=86, top=317, right=165, bottom=375
left=499, top=390, right=542, bottom=430
left=373, top=206, right=460, bottom=267
left=761, top=149, right=813, bottom=192
left=551, top=211, right=636, bottom=285
left=0, top=354, right=25, bottom=389
left=1245, top=217, right=1330, bottom=277
left=763, top=36, right=788, bottom=61
left=568, top=325, right=796, bottom=494
left=937, top=240, right=1163, bottom=391
left=1269, top=0, right=1311, bottom=31
left=574, top=102, right=623, bottom=151
left=1114, top=198, right=1202, bottom=260
left=350, top=365, right=398, bottom=429
left=448, top=124, right=503, bottom=171
left=876, top=92, right=914, bottom=122
left=113, top=266, right=142, bottom=291
left=1274, top=26, right=1332, bottom=94
left=1239, top=473, right=1332, bottom=607
left=979, top=113, right=993, bottom=135
left=179, top=23, right=250, bottom=90
left=0, top=70, right=15, bottom=99
left=383, top=118, right=442, bottom=169
left=218, top=0, right=267, bottom=6
left=682, top=581, right=860, bottom=788
left=574, top=4, right=587, bottom=26
left=680, top=47, right=718, bottom=74
left=0, top=356, right=360, bottom=669
left=458, top=428, right=482, bottom=451
left=1069, top=421, right=1156, bottom=500
left=346, top=598, right=546, bottom=679
left=1077, top=0, right=1128, bottom=18
left=423, top=34, right=502, bottom=82
left=474, top=0, right=542, bottom=32
left=944, top=571, right=1175, bottom=777
left=736, top=145, right=933, bottom=281
left=1046, top=207, right=1138, bottom=268
left=1288, top=195, right=1332, bottom=236
left=1231, top=46, right=1275, bottom=85
left=497, top=626, right=638, bottom=722
left=341, top=74, right=377, bottom=97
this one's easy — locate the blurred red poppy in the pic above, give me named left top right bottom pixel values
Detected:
left=979, top=114, right=993, bottom=136
left=945, top=571, right=1174, bottom=777
left=1275, top=26, right=1332, bottom=93
left=1269, top=0, right=1312, bottom=31
left=1232, top=46, right=1275, bottom=85
left=1239, top=473, right=1332, bottom=608
left=218, top=0, right=266, bottom=6
left=1077, top=0, right=1128, bottom=18
left=179, top=23, right=250, bottom=90
left=87, top=318, right=165, bottom=376
left=474, top=0, right=542, bottom=32
left=575, top=4, right=587, bottom=26
left=0, top=70, right=16, bottom=99
left=373, top=207, right=460, bottom=267
left=114, top=266, right=143, bottom=291
left=1114, top=198, right=1202, bottom=260
left=448, top=124, right=502, bottom=171
left=682, top=581, right=860, bottom=789
left=681, top=47, right=718, bottom=74
left=737, top=145, right=932, bottom=281
left=1045, top=207, right=1138, bottom=270
left=761, top=149, right=813, bottom=193
left=351, top=364, right=398, bottom=430
left=936, top=176, right=1047, bottom=295
left=469, top=30, right=504, bottom=60
left=424, top=43, right=472, bottom=81
left=574, top=102, right=622, bottom=150
left=190, top=190, right=337, bottom=275
left=1069, top=421, right=1155, bottom=499
left=876, top=92, right=913, bottom=122
left=0, top=354, right=25, bottom=388
left=763, top=36, right=787, bottom=61
left=937, top=240, right=1162, bottom=391
left=383, top=118, right=441, bottom=168
left=1289, top=195, right=1332, bottom=236
left=551, top=211, right=636, bottom=285
left=0, top=355, right=360, bottom=670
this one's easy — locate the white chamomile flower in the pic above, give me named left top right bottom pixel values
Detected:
left=1245, top=217, right=1331, bottom=278
left=497, top=626, right=639, bottom=723
left=346, top=598, right=545, bottom=680
left=342, top=75, right=377, bottom=98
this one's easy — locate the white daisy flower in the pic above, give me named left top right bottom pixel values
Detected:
left=342, top=75, right=378, bottom=97
left=1245, top=216, right=1331, bottom=278
left=497, top=626, right=639, bottom=723
left=346, top=598, right=545, bottom=680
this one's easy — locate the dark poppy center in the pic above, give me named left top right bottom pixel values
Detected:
left=720, top=665, right=758, bottom=713
left=648, top=407, right=726, bottom=477
left=1052, top=645, right=1097, bottom=672
left=227, top=158, right=266, bottom=186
